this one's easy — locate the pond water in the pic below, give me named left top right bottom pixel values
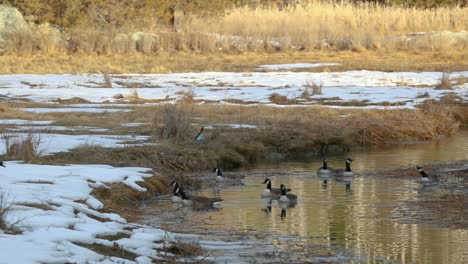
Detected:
left=143, top=130, right=468, bottom=263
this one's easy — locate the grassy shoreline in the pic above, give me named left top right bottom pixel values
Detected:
left=0, top=49, right=466, bottom=74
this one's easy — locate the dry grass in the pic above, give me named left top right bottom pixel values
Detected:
left=435, top=72, right=453, bottom=90
left=166, top=241, right=205, bottom=258
left=191, top=2, right=468, bottom=51
left=0, top=3, right=465, bottom=74
left=2, top=3, right=466, bottom=56
left=91, top=173, right=168, bottom=221
left=153, top=102, right=194, bottom=140
left=303, top=80, right=323, bottom=96
left=269, top=93, right=297, bottom=105
left=74, top=242, right=138, bottom=261
left=39, top=103, right=461, bottom=171
left=0, top=190, right=22, bottom=234
left=0, top=190, right=13, bottom=231
left=0, top=49, right=466, bottom=74
left=1, top=132, right=42, bottom=163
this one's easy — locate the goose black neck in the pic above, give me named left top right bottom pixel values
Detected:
left=280, top=187, right=287, bottom=196
left=179, top=189, right=188, bottom=200
left=323, top=161, right=328, bottom=170
left=266, top=181, right=272, bottom=190
left=420, top=170, right=428, bottom=178
left=345, top=162, right=351, bottom=172
left=216, top=168, right=223, bottom=177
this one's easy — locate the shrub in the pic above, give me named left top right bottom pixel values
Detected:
left=304, top=80, right=323, bottom=95
left=153, top=102, right=193, bottom=140
left=435, top=72, right=452, bottom=90
left=1, top=132, right=42, bottom=163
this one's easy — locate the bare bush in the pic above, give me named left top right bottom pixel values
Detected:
left=1, top=132, right=42, bottom=163
left=436, top=72, right=452, bottom=90
left=0, top=190, right=13, bottom=232
left=304, top=80, right=323, bottom=95
left=153, top=103, right=193, bottom=140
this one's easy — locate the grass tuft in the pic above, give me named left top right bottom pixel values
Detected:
left=153, top=102, right=194, bottom=140
left=269, top=93, right=297, bottom=105
left=436, top=72, right=453, bottom=90
left=1, top=132, right=42, bottom=163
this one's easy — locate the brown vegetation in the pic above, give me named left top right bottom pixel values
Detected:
left=0, top=49, right=466, bottom=74
left=91, top=173, right=168, bottom=221
left=1, top=132, right=42, bottom=163
left=435, top=72, right=453, bottom=90
left=38, top=101, right=461, bottom=172
left=0, top=2, right=466, bottom=74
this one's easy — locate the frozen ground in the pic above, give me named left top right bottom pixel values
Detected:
left=0, top=133, right=152, bottom=155
left=0, top=70, right=466, bottom=108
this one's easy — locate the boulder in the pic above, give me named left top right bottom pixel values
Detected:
left=0, top=5, right=31, bottom=37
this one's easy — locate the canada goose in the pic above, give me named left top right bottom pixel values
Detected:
left=335, top=158, right=354, bottom=177
left=261, top=178, right=291, bottom=198
left=0, top=161, right=4, bottom=168
left=335, top=158, right=354, bottom=191
left=278, top=184, right=297, bottom=203
left=317, top=158, right=334, bottom=175
left=317, top=158, right=334, bottom=184
left=213, top=167, right=224, bottom=181
left=170, top=181, right=183, bottom=203
left=174, top=187, right=222, bottom=208
left=170, top=181, right=192, bottom=203
left=195, top=127, right=205, bottom=142
left=416, top=165, right=440, bottom=182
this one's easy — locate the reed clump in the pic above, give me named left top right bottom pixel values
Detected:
left=1, top=132, right=42, bottom=163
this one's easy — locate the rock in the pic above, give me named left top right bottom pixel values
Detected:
left=113, top=94, right=124, bottom=99
left=0, top=5, right=31, bottom=36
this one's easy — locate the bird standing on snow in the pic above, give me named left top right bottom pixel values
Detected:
left=0, top=161, right=5, bottom=168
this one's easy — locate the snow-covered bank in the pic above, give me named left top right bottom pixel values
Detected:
left=0, top=162, right=278, bottom=263
left=0, top=134, right=152, bottom=155
left=0, top=71, right=466, bottom=108
left=0, top=162, right=171, bottom=263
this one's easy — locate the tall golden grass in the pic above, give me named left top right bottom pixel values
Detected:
left=189, top=2, right=468, bottom=51
left=1, top=2, right=466, bottom=56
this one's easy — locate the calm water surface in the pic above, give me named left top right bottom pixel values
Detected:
left=147, top=130, right=468, bottom=263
